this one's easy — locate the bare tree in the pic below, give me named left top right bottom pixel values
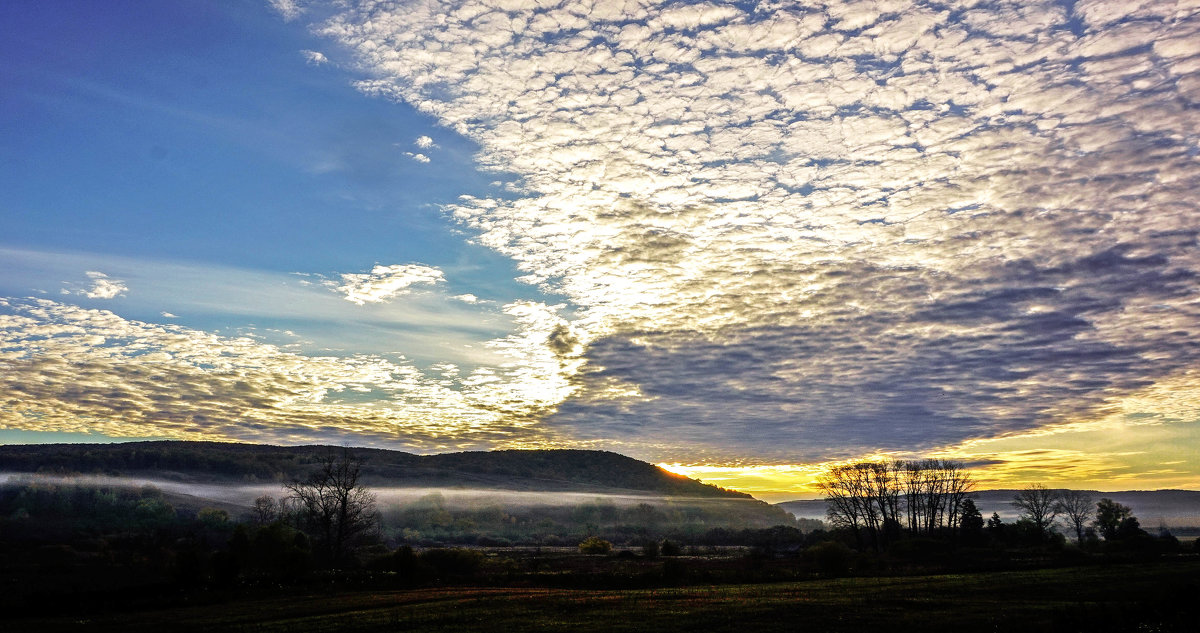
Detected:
left=1013, top=483, right=1059, bottom=537
left=821, top=458, right=971, bottom=549
left=286, top=451, right=378, bottom=566
left=820, top=461, right=899, bottom=549
left=819, top=463, right=871, bottom=548
left=1055, top=490, right=1093, bottom=543
left=252, top=494, right=279, bottom=525
left=901, top=459, right=974, bottom=536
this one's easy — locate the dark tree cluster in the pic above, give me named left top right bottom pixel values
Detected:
left=819, top=459, right=974, bottom=550
left=984, top=488, right=1180, bottom=554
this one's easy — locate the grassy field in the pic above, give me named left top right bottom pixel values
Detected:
left=15, top=559, right=1198, bottom=632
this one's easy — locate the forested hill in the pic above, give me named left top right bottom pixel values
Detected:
left=0, top=441, right=747, bottom=499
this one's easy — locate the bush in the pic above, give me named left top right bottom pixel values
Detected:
left=806, top=541, right=852, bottom=577
left=374, top=544, right=418, bottom=575
left=197, top=507, right=229, bottom=528
left=579, top=536, right=612, bottom=554
left=660, top=539, right=681, bottom=556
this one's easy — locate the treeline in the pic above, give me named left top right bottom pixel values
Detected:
left=374, top=493, right=811, bottom=547
left=990, top=485, right=1179, bottom=551
left=816, top=460, right=1192, bottom=557
left=0, top=441, right=740, bottom=498
left=0, top=442, right=331, bottom=482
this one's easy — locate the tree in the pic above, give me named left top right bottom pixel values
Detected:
left=820, top=458, right=973, bottom=550
left=1093, top=498, right=1133, bottom=540
left=1054, top=490, right=1093, bottom=544
left=901, top=459, right=974, bottom=536
left=285, top=451, right=378, bottom=567
left=1116, top=515, right=1146, bottom=540
left=959, top=498, right=984, bottom=542
left=1012, top=484, right=1058, bottom=538
left=819, top=461, right=901, bottom=551
left=252, top=494, right=279, bottom=525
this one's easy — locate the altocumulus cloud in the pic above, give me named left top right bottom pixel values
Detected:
left=0, top=297, right=577, bottom=449
left=311, top=0, right=1200, bottom=462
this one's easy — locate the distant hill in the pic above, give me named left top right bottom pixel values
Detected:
left=779, top=489, right=1200, bottom=529
left=0, top=441, right=747, bottom=499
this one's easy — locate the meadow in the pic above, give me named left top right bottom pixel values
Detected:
left=13, top=559, right=1198, bottom=632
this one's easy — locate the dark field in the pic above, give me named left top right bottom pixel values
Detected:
left=13, top=559, right=1199, bottom=632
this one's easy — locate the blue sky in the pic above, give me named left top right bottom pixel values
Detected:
left=3, top=1, right=473, bottom=270
left=1, top=0, right=545, bottom=361
left=3, top=0, right=1200, bottom=498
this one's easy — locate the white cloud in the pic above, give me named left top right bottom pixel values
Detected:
left=160, top=312, right=178, bottom=318
left=69, top=271, right=127, bottom=300
left=326, top=264, right=445, bottom=305
left=301, top=49, right=328, bottom=65
left=267, top=0, right=304, bottom=22
left=415, top=135, right=435, bottom=148
left=452, top=293, right=479, bottom=303
left=405, top=152, right=431, bottom=163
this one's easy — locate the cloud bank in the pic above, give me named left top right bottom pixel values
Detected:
left=314, top=0, right=1200, bottom=461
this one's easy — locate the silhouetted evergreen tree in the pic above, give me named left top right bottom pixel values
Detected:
left=959, top=498, right=984, bottom=543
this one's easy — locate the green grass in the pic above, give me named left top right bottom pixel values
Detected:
left=15, top=560, right=1199, bottom=632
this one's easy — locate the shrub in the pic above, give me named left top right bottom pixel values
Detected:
left=197, top=507, right=229, bottom=528
left=806, top=541, right=852, bottom=577
left=578, top=536, right=612, bottom=554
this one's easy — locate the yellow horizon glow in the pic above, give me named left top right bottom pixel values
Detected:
left=661, top=414, right=1200, bottom=502
left=661, top=374, right=1200, bottom=502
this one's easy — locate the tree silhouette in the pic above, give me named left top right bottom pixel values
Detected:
left=1054, top=490, right=1093, bottom=543
left=286, top=451, right=378, bottom=567
left=959, top=498, right=984, bottom=543
left=1012, top=484, right=1058, bottom=538
left=1093, top=498, right=1133, bottom=540
left=819, top=459, right=973, bottom=550
left=252, top=494, right=279, bottom=525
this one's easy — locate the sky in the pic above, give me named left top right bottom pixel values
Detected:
left=2, top=0, right=1199, bottom=501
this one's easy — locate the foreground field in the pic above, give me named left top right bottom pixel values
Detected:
left=15, top=559, right=1198, bottom=632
